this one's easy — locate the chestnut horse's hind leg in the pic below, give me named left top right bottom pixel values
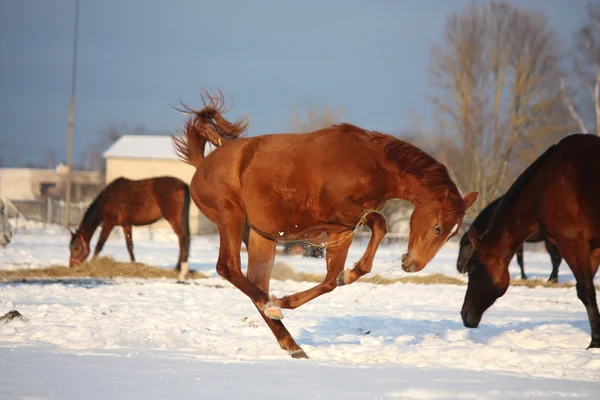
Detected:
left=556, top=240, right=600, bottom=348
left=337, top=212, right=387, bottom=286
left=93, top=223, right=114, bottom=258
left=122, top=225, right=135, bottom=262
left=275, top=231, right=352, bottom=310
left=215, top=209, right=275, bottom=316
left=246, top=229, right=307, bottom=358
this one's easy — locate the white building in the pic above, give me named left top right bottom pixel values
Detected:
left=103, top=135, right=216, bottom=235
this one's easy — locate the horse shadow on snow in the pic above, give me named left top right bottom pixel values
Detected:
left=297, top=314, right=591, bottom=348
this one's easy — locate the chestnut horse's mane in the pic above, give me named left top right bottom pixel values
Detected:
left=336, top=123, right=461, bottom=213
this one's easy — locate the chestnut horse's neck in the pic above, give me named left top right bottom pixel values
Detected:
left=379, top=136, right=463, bottom=209
left=77, top=195, right=102, bottom=243
left=479, top=145, right=557, bottom=257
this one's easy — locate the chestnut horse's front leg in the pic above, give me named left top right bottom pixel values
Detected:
left=337, top=211, right=387, bottom=286
left=275, top=231, right=353, bottom=310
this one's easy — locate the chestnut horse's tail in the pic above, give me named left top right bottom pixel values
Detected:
left=171, top=88, right=249, bottom=168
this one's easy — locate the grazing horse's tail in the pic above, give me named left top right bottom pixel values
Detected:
left=171, top=88, right=249, bottom=168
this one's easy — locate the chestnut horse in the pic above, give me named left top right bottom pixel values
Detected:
left=171, top=90, right=478, bottom=358
left=456, top=196, right=562, bottom=282
left=69, top=177, right=191, bottom=279
left=462, top=134, right=600, bottom=348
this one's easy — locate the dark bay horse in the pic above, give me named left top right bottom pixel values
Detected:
left=69, top=176, right=191, bottom=279
left=456, top=196, right=562, bottom=282
left=462, top=134, right=600, bottom=348
left=171, top=90, right=478, bottom=358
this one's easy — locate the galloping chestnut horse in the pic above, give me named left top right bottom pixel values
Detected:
left=456, top=196, right=562, bottom=282
left=462, top=134, right=600, bottom=348
left=69, top=177, right=191, bottom=279
left=171, top=90, right=478, bottom=358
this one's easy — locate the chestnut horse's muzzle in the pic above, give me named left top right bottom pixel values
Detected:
left=401, top=252, right=420, bottom=273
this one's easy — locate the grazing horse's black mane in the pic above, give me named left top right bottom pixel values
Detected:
left=483, top=144, right=557, bottom=238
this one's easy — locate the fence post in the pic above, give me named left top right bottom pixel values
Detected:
left=47, top=197, right=52, bottom=224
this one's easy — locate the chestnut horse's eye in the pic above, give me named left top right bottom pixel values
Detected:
left=434, top=225, right=441, bottom=235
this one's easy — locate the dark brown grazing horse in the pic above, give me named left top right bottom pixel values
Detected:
left=171, top=90, right=478, bottom=358
left=457, top=196, right=562, bottom=282
left=69, top=176, right=191, bottom=279
left=463, top=134, right=600, bottom=348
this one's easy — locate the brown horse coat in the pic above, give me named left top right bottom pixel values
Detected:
left=69, top=176, right=191, bottom=279
left=463, top=134, right=600, bottom=348
left=173, top=90, right=477, bottom=358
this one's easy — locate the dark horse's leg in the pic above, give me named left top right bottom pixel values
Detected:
left=337, top=211, right=387, bottom=286
left=544, top=239, right=562, bottom=283
left=246, top=229, right=307, bottom=358
left=275, top=231, right=352, bottom=310
left=165, top=216, right=190, bottom=280
left=122, top=225, right=135, bottom=262
left=556, top=240, right=600, bottom=348
left=93, top=223, right=114, bottom=258
left=516, top=245, right=527, bottom=280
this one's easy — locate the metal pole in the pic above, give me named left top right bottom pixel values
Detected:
left=65, top=0, right=80, bottom=227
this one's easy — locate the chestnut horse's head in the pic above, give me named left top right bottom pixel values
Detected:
left=69, top=229, right=90, bottom=267
left=401, top=191, right=478, bottom=273
left=460, top=226, right=510, bottom=328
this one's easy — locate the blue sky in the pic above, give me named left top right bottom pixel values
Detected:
left=0, top=0, right=588, bottom=167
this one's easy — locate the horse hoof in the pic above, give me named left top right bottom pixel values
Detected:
left=336, top=270, right=349, bottom=286
left=588, top=340, right=600, bottom=349
left=264, top=296, right=283, bottom=320
left=289, top=349, right=309, bottom=359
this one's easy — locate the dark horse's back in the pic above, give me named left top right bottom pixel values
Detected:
left=102, top=176, right=190, bottom=228
left=542, top=134, right=600, bottom=240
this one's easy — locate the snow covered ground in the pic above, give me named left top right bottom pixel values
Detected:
left=0, top=225, right=598, bottom=399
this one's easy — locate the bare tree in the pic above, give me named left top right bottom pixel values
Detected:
left=428, top=1, right=569, bottom=216
left=561, top=3, right=600, bottom=135
left=44, top=149, right=56, bottom=169
left=81, top=123, right=152, bottom=172
left=290, top=103, right=344, bottom=133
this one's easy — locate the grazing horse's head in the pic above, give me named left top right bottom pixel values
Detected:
left=69, top=230, right=90, bottom=267
left=401, top=191, right=478, bottom=273
left=460, top=226, right=510, bottom=328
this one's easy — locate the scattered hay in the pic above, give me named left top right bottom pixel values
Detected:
left=270, top=262, right=323, bottom=283
left=269, top=263, right=600, bottom=289
left=0, top=256, right=207, bottom=282
left=510, top=278, right=575, bottom=289
left=270, top=263, right=465, bottom=286
left=364, top=273, right=467, bottom=286
left=3, top=258, right=596, bottom=290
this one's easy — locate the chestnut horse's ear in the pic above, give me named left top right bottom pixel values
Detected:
left=467, top=225, right=482, bottom=249
left=463, top=192, right=479, bottom=210
left=68, top=228, right=75, bottom=237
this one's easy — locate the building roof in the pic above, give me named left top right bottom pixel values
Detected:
left=103, top=135, right=179, bottom=160
left=103, top=135, right=217, bottom=160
